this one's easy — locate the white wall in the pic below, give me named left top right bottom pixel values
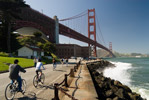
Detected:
left=41, top=52, right=44, bottom=56
left=18, top=46, right=33, bottom=58
left=33, top=51, right=37, bottom=57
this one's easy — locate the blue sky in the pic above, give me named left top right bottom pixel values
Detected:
left=24, top=0, right=149, bottom=54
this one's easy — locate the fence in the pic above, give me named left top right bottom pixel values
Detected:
left=52, top=61, right=81, bottom=100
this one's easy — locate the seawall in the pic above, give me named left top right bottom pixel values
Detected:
left=86, top=59, right=145, bottom=100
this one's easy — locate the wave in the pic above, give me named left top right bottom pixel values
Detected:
left=132, top=87, right=149, bottom=100
left=103, top=61, right=149, bottom=100
left=103, top=61, right=132, bottom=86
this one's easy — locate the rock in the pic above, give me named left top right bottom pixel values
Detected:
left=105, top=89, right=114, bottom=97
left=101, top=77, right=105, bottom=81
left=94, top=71, right=100, bottom=76
left=121, top=85, right=132, bottom=93
left=128, top=92, right=144, bottom=100
left=115, top=88, right=124, bottom=99
left=110, top=85, right=119, bottom=93
left=113, top=96, right=123, bottom=100
left=114, top=80, right=122, bottom=86
left=107, top=98, right=112, bottom=100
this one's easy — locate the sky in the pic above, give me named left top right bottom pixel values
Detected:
left=24, top=0, right=149, bottom=54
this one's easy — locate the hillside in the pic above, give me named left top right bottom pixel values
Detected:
left=97, top=49, right=111, bottom=58
left=97, top=49, right=149, bottom=58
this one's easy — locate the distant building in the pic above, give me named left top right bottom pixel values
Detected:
left=55, top=44, right=91, bottom=58
left=18, top=45, right=44, bottom=58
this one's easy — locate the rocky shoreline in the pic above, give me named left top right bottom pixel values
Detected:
left=86, top=60, right=145, bottom=100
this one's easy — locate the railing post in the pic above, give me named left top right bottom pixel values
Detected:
left=70, top=68, right=74, bottom=77
left=53, top=83, right=59, bottom=100
left=74, top=66, right=77, bottom=72
left=65, top=74, right=69, bottom=87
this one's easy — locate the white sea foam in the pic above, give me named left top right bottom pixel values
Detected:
left=103, top=61, right=132, bottom=86
left=103, top=61, right=149, bottom=100
left=131, top=87, right=149, bottom=100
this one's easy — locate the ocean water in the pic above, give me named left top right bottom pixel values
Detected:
left=103, top=57, right=149, bottom=100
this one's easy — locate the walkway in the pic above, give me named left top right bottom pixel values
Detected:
left=60, top=61, right=98, bottom=100
left=0, top=63, right=74, bottom=100
left=0, top=60, right=98, bottom=100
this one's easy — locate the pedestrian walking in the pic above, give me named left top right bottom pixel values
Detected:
left=66, top=58, right=68, bottom=67
left=53, top=58, right=56, bottom=70
left=33, top=57, right=38, bottom=67
left=61, top=58, right=64, bottom=66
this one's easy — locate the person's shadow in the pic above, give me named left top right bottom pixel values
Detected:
left=13, top=91, right=38, bottom=100
left=15, top=84, right=54, bottom=100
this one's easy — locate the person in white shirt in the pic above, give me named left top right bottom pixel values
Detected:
left=35, top=59, right=45, bottom=80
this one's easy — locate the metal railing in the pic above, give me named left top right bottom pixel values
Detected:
left=52, top=61, right=81, bottom=100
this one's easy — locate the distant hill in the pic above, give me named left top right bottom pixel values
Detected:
left=97, top=49, right=110, bottom=58
left=97, top=49, right=149, bottom=57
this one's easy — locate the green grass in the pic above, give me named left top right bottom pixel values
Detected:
left=0, top=62, right=8, bottom=71
left=0, top=56, right=34, bottom=72
left=0, top=54, right=59, bottom=72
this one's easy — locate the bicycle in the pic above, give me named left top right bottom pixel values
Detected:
left=5, top=79, right=26, bottom=100
left=33, top=71, right=45, bottom=88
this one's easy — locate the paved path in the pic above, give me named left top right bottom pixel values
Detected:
left=61, top=61, right=98, bottom=100
left=0, top=63, right=75, bottom=100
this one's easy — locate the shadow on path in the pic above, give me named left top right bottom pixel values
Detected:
left=13, top=91, right=46, bottom=100
left=54, top=69, right=66, bottom=72
left=14, top=84, right=54, bottom=100
left=34, top=84, right=54, bottom=90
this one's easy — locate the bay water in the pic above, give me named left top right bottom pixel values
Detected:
left=103, top=57, right=149, bottom=99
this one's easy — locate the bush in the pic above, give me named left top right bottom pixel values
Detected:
left=0, top=52, right=9, bottom=57
left=33, top=32, right=42, bottom=38
left=41, top=56, right=52, bottom=64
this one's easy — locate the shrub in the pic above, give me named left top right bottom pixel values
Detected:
left=41, top=56, right=52, bottom=64
left=0, top=52, right=9, bottom=57
left=33, top=32, right=42, bottom=38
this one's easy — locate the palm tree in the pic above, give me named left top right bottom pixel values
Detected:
left=0, top=0, right=29, bottom=55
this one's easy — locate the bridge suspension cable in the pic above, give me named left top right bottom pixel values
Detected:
left=59, top=9, right=107, bottom=48
left=60, top=10, right=88, bottom=21
left=95, top=12, right=106, bottom=47
left=60, top=10, right=88, bottom=37
left=59, top=9, right=114, bottom=56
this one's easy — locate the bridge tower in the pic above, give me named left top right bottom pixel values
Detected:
left=109, top=42, right=112, bottom=51
left=54, top=16, right=59, bottom=44
left=88, top=8, right=96, bottom=57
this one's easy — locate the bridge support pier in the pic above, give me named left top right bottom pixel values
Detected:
left=54, top=16, right=59, bottom=44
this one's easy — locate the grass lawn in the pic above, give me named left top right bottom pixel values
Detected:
left=0, top=56, right=35, bottom=72
left=0, top=54, right=59, bottom=72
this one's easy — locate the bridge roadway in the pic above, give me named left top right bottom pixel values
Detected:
left=0, top=62, right=76, bottom=100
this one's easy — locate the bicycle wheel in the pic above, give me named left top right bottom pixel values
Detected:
left=22, top=79, right=26, bottom=93
left=5, top=83, right=15, bottom=100
left=33, top=75, right=38, bottom=88
left=40, top=73, right=45, bottom=84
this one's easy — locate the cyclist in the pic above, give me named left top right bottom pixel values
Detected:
left=35, top=59, right=45, bottom=81
left=9, top=59, right=26, bottom=92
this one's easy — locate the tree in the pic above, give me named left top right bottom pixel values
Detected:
left=0, top=0, right=29, bottom=54
left=36, top=41, right=56, bottom=56
left=33, top=32, right=42, bottom=38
